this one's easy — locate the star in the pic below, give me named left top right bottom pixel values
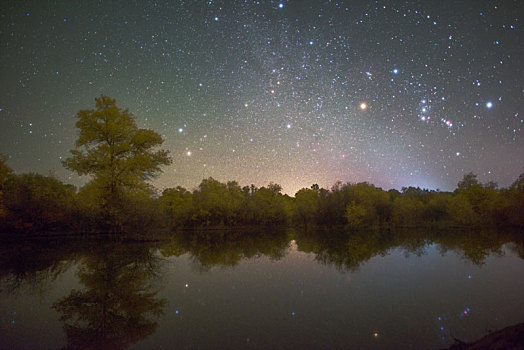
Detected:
left=0, top=0, right=521, bottom=195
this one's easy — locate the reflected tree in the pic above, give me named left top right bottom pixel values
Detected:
left=295, top=227, right=522, bottom=272
left=53, top=243, right=166, bottom=350
left=160, top=229, right=290, bottom=271
left=0, top=240, right=78, bottom=294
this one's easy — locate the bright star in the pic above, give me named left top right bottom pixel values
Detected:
left=486, top=101, right=493, bottom=108
left=393, top=69, right=398, bottom=74
left=278, top=3, right=284, bottom=8
left=360, top=102, right=367, bottom=110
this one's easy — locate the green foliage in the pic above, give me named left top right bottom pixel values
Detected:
left=451, top=172, right=503, bottom=226
left=157, top=178, right=293, bottom=228
left=345, top=201, right=367, bottom=229
left=252, top=185, right=291, bottom=225
left=159, top=186, right=194, bottom=228
left=2, top=173, right=75, bottom=231
left=62, top=96, right=171, bottom=231
left=342, top=182, right=391, bottom=228
left=392, top=196, right=425, bottom=226
left=154, top=171, right=524, bottom=229
left=424, top=193, right=452, bottom=223
left=447, top=193, right=478, bottom=225
left=192, top=177, right=240, bottom=226
left=293, top=188, right=319, bottom=225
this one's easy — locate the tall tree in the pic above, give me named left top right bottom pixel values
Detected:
left=63, top=96, right=171, bottom=229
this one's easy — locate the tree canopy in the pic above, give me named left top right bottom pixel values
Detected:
left=62, top=95, right=171, bottom=229
left=63, top=95, right=171, bottom=190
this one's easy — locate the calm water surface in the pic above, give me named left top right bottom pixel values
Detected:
left=0, top=229, right=523, bottom=349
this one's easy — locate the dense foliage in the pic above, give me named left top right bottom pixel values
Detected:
left=62, top=95, right=171, bottom=231
left=1, top=154, right=523, bottom=233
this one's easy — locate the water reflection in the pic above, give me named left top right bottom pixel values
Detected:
left=0, top=228, right=522, bottom=349
left=159, top=229, right=290, bottom=271
left=0, top=239, right=80, bottom=294
left=293, top=228, right=523, bottom=271
left=52, top=243, right=166, bottom=350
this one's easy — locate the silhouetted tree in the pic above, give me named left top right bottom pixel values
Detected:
left=457, top=172, right=480, bottom=190
left=0, top=154, right=11, bottom=184
left=0, top=154, right=13, bottom=219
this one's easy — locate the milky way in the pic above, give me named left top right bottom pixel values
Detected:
left=1, top=0, right=522, bottom=194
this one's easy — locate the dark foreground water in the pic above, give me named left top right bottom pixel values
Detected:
left=0, top=228, right=523, bottom=349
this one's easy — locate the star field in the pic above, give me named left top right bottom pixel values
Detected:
left=0, top=0, right=522, bottom=194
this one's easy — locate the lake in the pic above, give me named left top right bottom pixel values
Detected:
left=1, top=228, right=523, bottom=349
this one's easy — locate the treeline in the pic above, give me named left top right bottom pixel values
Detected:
left=158, top=172, right=524, bottom=229
left=1, top=96, right=523, bottom=234
left=1, top=156, right=523, bottom=233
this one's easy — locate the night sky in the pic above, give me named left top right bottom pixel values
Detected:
left=1, top=1, right=522, bottom=195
